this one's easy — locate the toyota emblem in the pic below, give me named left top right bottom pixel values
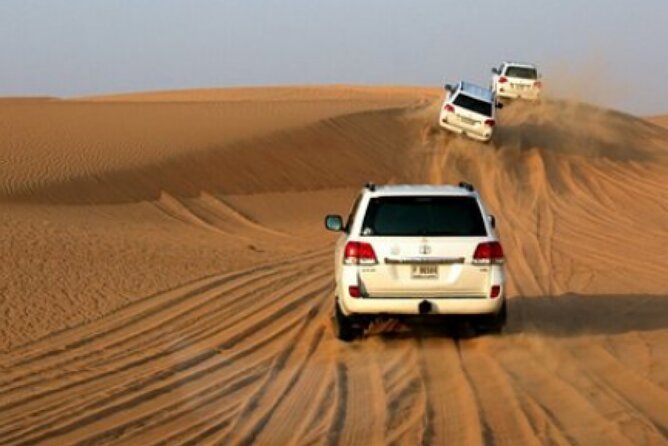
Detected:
left=419, top=245, right=431, bottom=255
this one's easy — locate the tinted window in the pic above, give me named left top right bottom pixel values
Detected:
left=453, top=93, right=492, bottom=117
left=361, top=196, right=487, bottom=237
left=505, top=66, right=538, bottom=79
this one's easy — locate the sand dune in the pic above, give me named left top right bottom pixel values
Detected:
left=0, top=86, right=667, bottom=445
left=648, top=114, right=668, bottom=128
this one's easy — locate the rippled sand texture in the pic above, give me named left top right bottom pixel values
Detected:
left=1, top=87, right=667, bottom=445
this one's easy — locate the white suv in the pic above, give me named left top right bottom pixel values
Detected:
left=325, top=183, right=507, bottom=341
left=439, top=81, right=502, bottom=142
left=491, top=61, right=542, bottom=100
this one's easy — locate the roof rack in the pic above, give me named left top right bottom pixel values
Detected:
left=458, top=181, right=475, bottom=192
left=364, top=182, right=376, bottom=192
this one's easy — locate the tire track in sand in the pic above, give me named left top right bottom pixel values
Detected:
left=0, top=252, right=330, bottom=419
left=0, top=251, right=332, bottom=442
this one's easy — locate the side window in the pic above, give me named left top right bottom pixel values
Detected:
left=345, top=194, right=363, bottom=233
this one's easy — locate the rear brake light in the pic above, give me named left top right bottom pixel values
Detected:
left=343, top=241, right=378, bottom=265
left=444, top=104, right=455, bottom=113
left=498, top=76, right=508, bottom=84
left=484, top=119, right=495, bottom=127
left=490, top=285, right=501, bottom=299
left=473, top=242, right=504, bottom=264
left=534, top=81, right=542, bottom=89
left=348, top=286, right=362, bottom=298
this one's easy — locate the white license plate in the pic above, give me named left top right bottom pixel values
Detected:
left=411, top=265, right=438, bottom=279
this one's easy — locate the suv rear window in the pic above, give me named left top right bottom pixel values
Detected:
left=361, top=196, right=487, bottom=237
left=453, top=94, right=492, bottom=117
left=505, top=66, right=538, bottom=79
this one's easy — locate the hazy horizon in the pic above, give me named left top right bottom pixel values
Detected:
left=1, top=0, right=666, bottom=115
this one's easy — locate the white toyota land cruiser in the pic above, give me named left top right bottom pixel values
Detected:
left=325, top=182, right=507, bottom=341
left=491, top=61, right=542, bottom=101
left=439, top=81, right=502, bottom=142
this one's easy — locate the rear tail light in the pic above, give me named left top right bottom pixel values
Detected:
left=348, top=286, right=362, bottom=298
left=498, top=76, right=508, bottom=84
left=343, top=241, right=378, bottom=265
left=472, top=242, right=504, bottom=265
left=534, top=81, right=542, bottom=89
left=490, top=285, right=501, bottom=299
left=444, top=104, right=455, bottom=113
left=484, top=119, right=495, bottom=127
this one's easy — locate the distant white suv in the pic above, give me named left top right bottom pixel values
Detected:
left=491, top=61, right=542, bottom=101
left=325, top=183, right=507, bottom=341
left=439, top=81, right=501, bottom=142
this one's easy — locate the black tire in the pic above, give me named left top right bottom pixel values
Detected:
left=333, top=301, right=362, bottom=342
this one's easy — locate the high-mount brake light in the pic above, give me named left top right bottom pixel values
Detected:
left=484, top=119, right=496, bottom=127
left=444, top=104, right=455, bottom=112
left=472, top=242, right=504, bottom=265
left=498, top=76, right=508, bottom=84
left=343, top=241, right=378, bottom=265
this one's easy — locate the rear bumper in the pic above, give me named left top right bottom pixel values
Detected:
left=496, top=89, right=540, bottom=100
left=439, top=118, right=492, bottom=142
left=340, top=294, right=505, bottom=316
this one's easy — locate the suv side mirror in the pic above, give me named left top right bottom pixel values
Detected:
left=491, top=67, right=499, bottom=75
left=325, top=215, right=344, bottom=232
left=444, top=83, right=453, bottom=92
left=496, top=102, right=504, bottom=109
left=488, top=215, right=496, bottom=229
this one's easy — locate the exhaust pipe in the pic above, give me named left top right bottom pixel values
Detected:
left=418, top=300, right=432, bottom=315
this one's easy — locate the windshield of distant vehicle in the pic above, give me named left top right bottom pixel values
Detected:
left=361, top=196, right=487, bottom=237
left=452, top=93, right=493, bottom=117
left=505, top=66, right=538, bottom=79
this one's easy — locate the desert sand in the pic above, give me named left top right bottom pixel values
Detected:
left=648, top=115, right=668, bottom=128
left=0, top=86, right=667, bottom=445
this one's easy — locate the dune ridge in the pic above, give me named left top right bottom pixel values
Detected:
left=648, top=114, right=668, bottom=128
left=82, top=85, right=440, bottom=103
left=0, top=86, right=667, bottom=444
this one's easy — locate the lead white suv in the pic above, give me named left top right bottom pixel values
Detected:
left=325, top=183, right=507, bottom=341
left=439, top=81, right=502, bottom=142
left=491, top=61, right=542, bottom=100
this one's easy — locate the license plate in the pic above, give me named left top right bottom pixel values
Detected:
left=513, top=83, right=527, bottom=90
left=460, top=116, right=476, bottom=125
left=411, top=265, right=438, bottom=279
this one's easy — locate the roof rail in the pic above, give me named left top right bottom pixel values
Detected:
left=365, top=182, right=376, bottom=192
left=458, top=181, right=475, bottom=192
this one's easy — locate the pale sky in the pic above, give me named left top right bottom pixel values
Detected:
left=1, top=0, right=666, bottom=115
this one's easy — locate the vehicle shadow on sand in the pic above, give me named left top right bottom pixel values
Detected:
left=370, top=294, right=668, bottom=341
left=506, top=293, right=668, bottom=337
